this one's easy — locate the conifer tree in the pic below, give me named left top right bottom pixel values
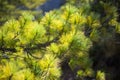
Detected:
left=0, top=0, right=120, bottom=80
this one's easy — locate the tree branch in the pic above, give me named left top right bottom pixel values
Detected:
left=0, top=36, right=59, bottom=53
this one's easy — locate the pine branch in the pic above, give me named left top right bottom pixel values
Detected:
left=0, top=36, right=59, bottom=53
left=0, top=47, right=16, bottom=52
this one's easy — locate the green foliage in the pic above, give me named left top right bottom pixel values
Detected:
left=0, top=3, right=94, bottom=79
left=0, top=0, right=120, bottom=80
left=0, top=0, right=46, bottom=11
left=96, top=71, right=105, bottom=80
left=0, top=0, right=46, bottom=24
